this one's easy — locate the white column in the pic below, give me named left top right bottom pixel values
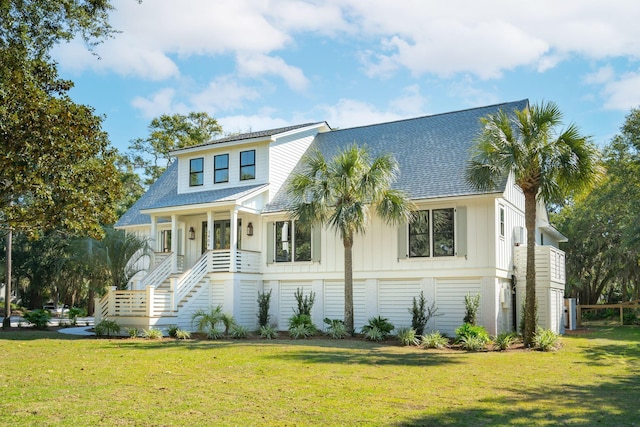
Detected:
left=171, top=214, right=178, bottom=272
left=207, top=211, right=214, bottom=251
left=230, top=208, right=238, bottom=272
left=150, top=215, right=157, bottom=252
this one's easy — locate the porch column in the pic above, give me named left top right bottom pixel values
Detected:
left=171, top=214, right=178, bottom=273
left=230, top=207, right=238, bottom=272
left=207, top=211, right=214, bottom=251
left=150, top=215, right=157, bottom=252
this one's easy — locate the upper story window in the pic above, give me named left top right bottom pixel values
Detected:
left=214, top=154, right=229, bottom=183
left=190, top=158, right=204, bottom=187
left=240, top=150, right=255, bottom=181
left=409, top=208, right=455, bottom=257
left=275, top=220, right=311, bottom=262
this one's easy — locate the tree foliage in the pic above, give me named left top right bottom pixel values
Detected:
left=128, top=112, right=223, bottom=185
left=466, top=101, right=600, bottom=345
left=288, top=144, right=414, bottom=333
left=556, top=108, right=640, bottom=304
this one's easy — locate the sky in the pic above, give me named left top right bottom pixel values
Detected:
left=52, top=0, right=640, bottom=154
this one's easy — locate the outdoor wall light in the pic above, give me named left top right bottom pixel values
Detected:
left=188, top=227, right=195, bottom=240
left=247, top=222, right=254, bottom=236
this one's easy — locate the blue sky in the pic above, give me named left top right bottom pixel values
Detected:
left=53, top=1, right=640, bottom=154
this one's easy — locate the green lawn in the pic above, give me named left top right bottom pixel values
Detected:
left=0, top=327, right=638, bottom=426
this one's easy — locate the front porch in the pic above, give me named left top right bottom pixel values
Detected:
left=94, top=249, right=261, bottom=329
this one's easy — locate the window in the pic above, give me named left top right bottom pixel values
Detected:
left=214, top=154, right=229, bottom=183
left=190, top=158, right=204, bottom=186
left=433, top=208, right=454, bottom=256
left=240, top=150, right=255, bottom=180
left=275, top=221, right=311, bottom=262
left=408, top=208, right=455, bottom=258
left=409, top=211, right=430, bottom=257
left=499, top=206, right=505, bottom=237
left=160, top=230, right=171, bottom=252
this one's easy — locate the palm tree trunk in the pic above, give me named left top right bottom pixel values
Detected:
left=343, top=233, right=354, bottom=335
left=524, top=189, right=537, bottom=346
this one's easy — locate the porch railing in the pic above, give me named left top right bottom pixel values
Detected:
left=135, top=252, right=174, bottom=290
left=211, top=249, right=261, bottom=273
left=174, top=251, right=209, bottom=309
left=95, top=286, right=174, bottom=322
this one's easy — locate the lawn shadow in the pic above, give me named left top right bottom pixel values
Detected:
left=395, top=375, right=640, bottom=426
left=0, top=328, right=87, bottom=341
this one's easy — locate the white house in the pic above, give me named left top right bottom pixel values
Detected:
left=103, top=99, right=567, bottom=336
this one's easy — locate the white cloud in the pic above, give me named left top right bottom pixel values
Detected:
left=237, top=53, right=308, bottom=91
left=189, top=76, right=261, bottom=112
left=131, top=88, right=189, bottom=119
left=584, top=65, right=616, bottom=85
left=601, top=71, right=640, bottom=111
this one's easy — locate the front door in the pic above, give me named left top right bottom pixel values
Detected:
left=201, top=219, right=242, bottom=253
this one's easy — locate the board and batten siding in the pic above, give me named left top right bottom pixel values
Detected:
left=268, top=129, right=318, bottom=203
left=435, top=278, right=482, bottom=336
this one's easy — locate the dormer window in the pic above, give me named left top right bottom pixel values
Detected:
left=240, top=150, right=255, bottom=181
left=214, top=154, right=229, bottom=183
left=190, top=158, right=204, bottom=186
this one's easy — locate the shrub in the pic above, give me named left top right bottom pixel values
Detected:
left=493, top=332, right=516, bottom=351
left=167, top=325, right=180, bottom=338
left=220, top=313, right=237, bottom=336
left=463, top=293, right=480, bottom=325
left=396, top=327, right=419, bottom=346
left=23, top=309, right=51, bottom=329
left=421, top=331, right=449, bottom=349
left=257, top=289, right=272, bottom=327
left=362, top=316, right=394, bottom=339
left=408, top=291, right=441, bottom=336
left=125, top=327, right=140, bottom=338
left=324, top=318, right=347, bottom=339
left=534, top=328, right=560, bottom=351
left=174, top=329, right=191, bottom=340
left=364, top=326, right=384, bottom=342
left=230, top=324, right=248, bottom=339
left=191, top=306, right=223, bottom=335
left=95, top=319, right=121, bottom=337
left=289, top=324, right=314, bottom=339
left=460, top=334, right=487, bottom=352
left=259, top=325, right=278, bottom=339
left=288, top=313, right=316, bottom=331
left=68, top=307, right=86, bottom=326
left=206, top=328, right=224, bottom=340
left=143, top=328, right=164, bottom=339
left=293, top=288, right=315, bottom=316
left=455, top=323, right=489, bottom=344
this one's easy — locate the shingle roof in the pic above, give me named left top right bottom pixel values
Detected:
left=115, top=161, right=268, bottom=227
left=264, top=99, right=529, bottom=213
left=171, top=122, right=326, bottom=153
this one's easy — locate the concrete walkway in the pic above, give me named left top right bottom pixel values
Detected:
left=57, top=326, right=95, bottom=336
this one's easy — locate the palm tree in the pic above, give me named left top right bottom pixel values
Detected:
left=95, top=227, right=150, bottom=290
left=465, top=101, right=600, bottom=346
left=288, top=144, right=414, bottom=334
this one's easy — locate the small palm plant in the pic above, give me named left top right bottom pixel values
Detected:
left=191, top=305, right=224, bottom=337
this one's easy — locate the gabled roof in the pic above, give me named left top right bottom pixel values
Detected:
left=265, top=99, right=529, bottom=212
left=115, top=161, right=267, bottom=227
left=170, top=122, right=327, bottom=154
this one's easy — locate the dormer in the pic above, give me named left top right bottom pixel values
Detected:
left=169, top=122, right=330, bottom=203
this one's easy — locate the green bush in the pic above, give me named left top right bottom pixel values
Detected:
left=420, top=331, right=449, bottom=349
left=534, top=328, right=559, bottom=351
left=68, top=307, right=86, bottom=326
left=408, top=291, right=440, bottom=336
left=364, top=326, right=384, bottom=342
left=174, top=329, right=191, bottom=340
left=463, top=293, right=480, bottom=325
left=23, top=309, right=51, bottom=329
left=220, top=313, right=237, bottom=336
left=230, top=324, right=248, bottom=339
left=167, top=325, right=180, bottom=338
left=191, top=306, right=224, bottom=336
left=125, top=327, right=140, bottom=338
left=142, top=328, right=164, bottom=339
left=288, top=313, right=316, bottom=333
left=206, top=328, right=224, bottom=340
left=493, top=332, right=516, bottom=351
left=455, top=323, right=489, bottom=344
left=293, top=288, right=315, bottom=316
left=259, top=325, right=278, bottom=339
left=289, top=324, right=314, bottom=339
left=324, top=318, right=347, bottom=339
left=396, top=327, right=419, bottom=346
left=95, top=319, right=121, bottom=337
left=460, top=334, right=487, bottom=352
left=257, top=289, right=272, bottom=327
left=362, top=316, right=394, bottom=339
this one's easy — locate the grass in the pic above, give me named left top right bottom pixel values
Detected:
left=0, top=326, right=638, bottom=426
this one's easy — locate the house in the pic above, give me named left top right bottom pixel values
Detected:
left=102, top=99, right=567, bottom=336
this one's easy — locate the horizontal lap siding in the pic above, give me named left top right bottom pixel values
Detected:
left=324, top=282, right=366, bottom=330
left=378, top=281, right=422, bottom=331
left=279, top=282, right=313, bottom=329
left=435, top=279, right=481, bottom=337
left=239, top=280, right=258, bottom=329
